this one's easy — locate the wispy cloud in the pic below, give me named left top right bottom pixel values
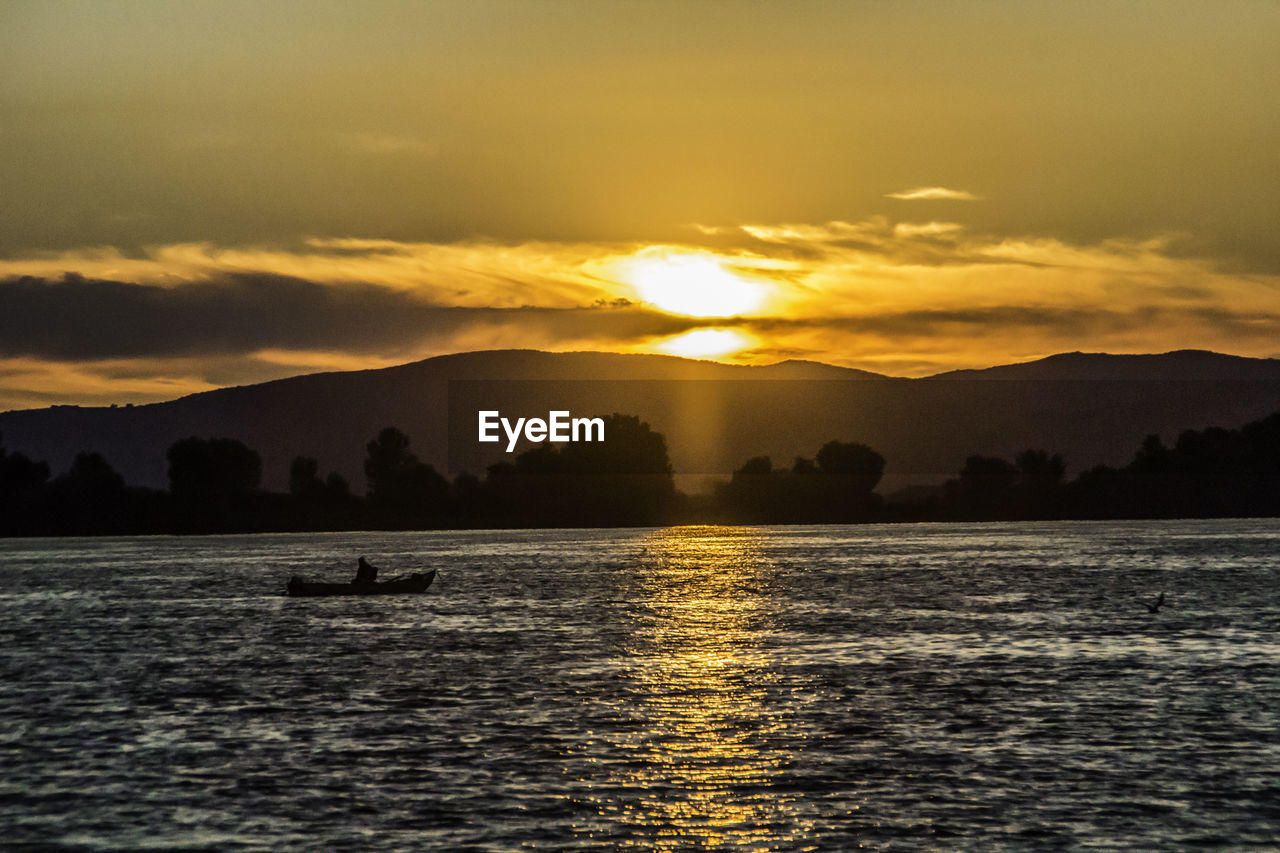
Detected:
left=342, top=133, right=439, bottom=158
left=892, top=222, right=965, bottom=239
left=886, top=187, right=983, bottom=201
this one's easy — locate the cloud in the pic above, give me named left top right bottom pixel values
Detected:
left=0, top=272, right=697, bottom=362
left=740, top=305, right=1208, bottom=340
left=1, top=219, right=1279, bottom=406
left=0, top=239, right=634, bottom=310
left=892, top=222, right=964, bottom=239
left=0, top=356, right=226, bottom=411
left=886, top=187, right=983, bottom=201
left=343, top=133, right=439, bottom=158
left=721, top=219, right=1280, bottom=373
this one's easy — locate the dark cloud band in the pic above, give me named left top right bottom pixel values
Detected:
left=0, top=273, right=698, bottom=360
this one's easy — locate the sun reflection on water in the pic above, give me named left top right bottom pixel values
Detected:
left=577, top=526, right=804, bottom=849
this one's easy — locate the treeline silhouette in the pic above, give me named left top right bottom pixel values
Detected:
left=923, top=413, right=1280, bottom=521
left=3, top=410, right=1280, bottom=535
left=715, top=442, right=885, bottom=523
left=0, top=414, right=678, bottom=535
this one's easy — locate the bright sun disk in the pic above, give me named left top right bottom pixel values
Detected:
left=626, top=252, right=766, bottom=318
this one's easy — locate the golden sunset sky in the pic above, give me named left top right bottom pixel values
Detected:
left=2, top=1, right=1278, bottom=409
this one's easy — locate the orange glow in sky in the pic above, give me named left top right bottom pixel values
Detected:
left=2, top=3, right=1279, bottom=408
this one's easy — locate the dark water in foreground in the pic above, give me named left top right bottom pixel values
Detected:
left=1, top=521, right=1278, bottom=850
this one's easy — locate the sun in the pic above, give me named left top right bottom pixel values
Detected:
left=655, top=328, right=755, bottom=359
left=625, top=251, right=766, bottom=318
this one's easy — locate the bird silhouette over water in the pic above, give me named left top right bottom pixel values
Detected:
left=1145, top=591, right=1166, bottom=613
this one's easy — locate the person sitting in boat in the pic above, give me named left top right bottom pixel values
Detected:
left=354, top=556, right=379, bottom=585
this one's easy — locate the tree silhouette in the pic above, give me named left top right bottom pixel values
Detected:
left=1014, top=449, right=1065, bottom=518
left=475, top=414, right=677, bottom=526
left=6, top=406, right=1280, bottom=533
left=739, top=456, right=774, bottom=476
left=452, top=471, right=482, bottom=520
left=325, top=471, right=353, bottom=501
left=287, top=454, right=359, bottom=530
left=166, top=437, right=262, bottom=532
left=814, top=440, right=886, bottom=519
left=0, top=434, right=52, bottom=535
left=47, top=452, right=129, bottom=534
left=364, top=426, right=449, bottom=528
left=947, top=455, right=1018, bottom=519
left=1067, top=415, right=1280, bottom=519
left=791, top=456, right=818, bottom=476
left=720, top=441, right=885, bottom=523
left=1132, top=434, right=1172, bottom=474
left=720, top=455, right=780, bottom=521
left=289, top=455, right=325, bottom=500
left=168, top=437, right=261, bottom=498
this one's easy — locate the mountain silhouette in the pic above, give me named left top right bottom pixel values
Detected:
left=2, top=349, right=1278, bottom=492
left=928, top=349, right=1280, bottom=381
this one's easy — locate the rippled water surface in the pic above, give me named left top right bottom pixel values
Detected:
left=2, top=520, right=1279, bottom=850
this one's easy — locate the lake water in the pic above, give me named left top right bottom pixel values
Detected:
left=2, top=520, right=1278, bottom=850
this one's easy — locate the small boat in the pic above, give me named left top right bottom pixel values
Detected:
left=286, top=569, right=436, bottom=598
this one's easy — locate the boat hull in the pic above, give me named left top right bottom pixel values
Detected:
left=286, top=569, right=436, bottom=597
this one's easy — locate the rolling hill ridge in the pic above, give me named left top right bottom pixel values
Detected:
left=2, top=349, right=1278, bottom=492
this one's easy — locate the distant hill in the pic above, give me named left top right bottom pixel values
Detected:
left=2, top=348, right=1278, bottom=493
left=928, top=349, right=1280, bottom=381
left=0, top=350, right=882, bottom=490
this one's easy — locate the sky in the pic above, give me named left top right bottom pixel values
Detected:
left=2, top=0, right=1279, bottom=410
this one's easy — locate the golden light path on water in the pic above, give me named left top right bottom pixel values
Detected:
left=577, top=526, right=809, bottom=848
